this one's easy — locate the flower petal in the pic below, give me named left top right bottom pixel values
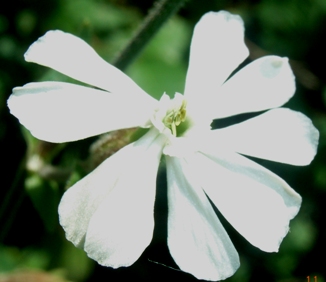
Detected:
left=214, top=56, right=295, bottom=118
left=190, top=149, right=301, bottom=252
left=184, top=11, right=248, bottom=104
left=84, top=129, right=166, bottom=267
left=59, top=128, right=166, bottom=267
left=24, top=30, right=154, bottom=103
left=166, top=156, right=239, bottom=281
left=8, top=81, right=156, bottom=142
left=58, top=142, right=130, bottom=248
left=210, top=108, right=319, bottom=165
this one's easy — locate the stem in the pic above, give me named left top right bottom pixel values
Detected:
left=0, top=159, right=26, bottom=243
left=0, top=159, right=25, bottom=221
left=112, top=0, right=189, bottom=70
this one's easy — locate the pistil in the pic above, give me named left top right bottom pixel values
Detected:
left=163, top=99, right=187, bottom=136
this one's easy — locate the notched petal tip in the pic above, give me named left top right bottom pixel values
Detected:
left=22, top=29, right=155, bottom=104
left=203, top=10, right=245, bottom=29
left=297, top=111, right=320, bottom=165
left=76, top=130, right=165, bottom=269
left=211, top=108, right=319, bottom=166
left=166, top=156, right=240, bottom=281
left=24, top=30, right=64, bottom=62
left=260, top=56, right=292, bottom=79
left=191, top=149, right=302, bottom=254
left=215, top=55, right=296, bottom=118
left=7, top=87, right=29, bottom=125
left=184, top=10, right=249, bottom=102
left=7, top=81, right=155, bottom=143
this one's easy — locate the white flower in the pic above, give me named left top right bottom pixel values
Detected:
left=7, top=11, right=319, bottom=281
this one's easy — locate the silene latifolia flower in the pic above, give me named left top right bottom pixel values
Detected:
left=8, top=11, right=319, bottom=281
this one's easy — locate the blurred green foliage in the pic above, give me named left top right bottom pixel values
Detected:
left=1, top=0, right=325, bottom=281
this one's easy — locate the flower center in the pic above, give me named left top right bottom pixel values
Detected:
left=162, top=99, right=187, bottom=136
left=151, top=93, right=191, bottom=137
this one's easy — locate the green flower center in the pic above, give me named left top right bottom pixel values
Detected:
left=162, top=99, right=188, bottom=136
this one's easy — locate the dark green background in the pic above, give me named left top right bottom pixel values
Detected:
left=0, top=0, right=325, bottom=281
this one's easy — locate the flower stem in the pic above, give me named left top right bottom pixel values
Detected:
left=0, top=159, right=26, bottom=243
left=112, top=0, right=189, bottom=70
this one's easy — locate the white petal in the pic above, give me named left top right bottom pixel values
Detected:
left=214, top=56, right=296, bottom=118
left=58, top=140, right=132, bottom=248
left=25, top=30, right=155, bottom=103
left=8, top=81, right=156, bottom=142
left=184, top=11, right=249, bottom=104
left=190, top=149, right=301, bottom=252
left=59, top=128, right=166, bottom=267
left=166, top=156, right=239, bottom=281
left=210, top=108, right=319, bottom=165
left=85, top=129, right=166, bottom=267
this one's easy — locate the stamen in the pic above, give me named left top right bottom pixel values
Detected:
left=163, top=99, right=187, bottom=136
